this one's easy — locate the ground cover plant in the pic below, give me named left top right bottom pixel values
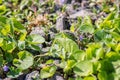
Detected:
left=0, top=0, right=120, bottom=80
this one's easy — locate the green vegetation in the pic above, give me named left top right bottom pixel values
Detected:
left=0, top=0, right=120, bottom=80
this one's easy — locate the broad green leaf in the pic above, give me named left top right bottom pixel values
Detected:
left=5, top=53, right=13, bottom=62
left=19, top=32, right=27, bottom=41
left=98, top=71, right=108, bottom=80
left=55, top=38, right=79, bottom=57
left=113, top=18, right=120, bottom=32
left=79, top=24, right=94, bottom=33
left=70, top=25, right=75, bottom=32
left=116, top=44, right=120, bottom=53
left=7, top=67, right=22, bottom=78
left=1, top=24, right=10, bottom=36
left=79, top=16, right=94, bottom=33
left=12, top=19, right=25, bottom=32
left=27, top=44, right=40, bottom=51
left=27, top=34, right=45, bottom=44
left=108, top=73, right=119, bottom=80
left=0, top=16, right=7, bottom=24
left=13, top=51, right=33, bottom=70
left=0, top=38, right=3, bottom=47
left=100, top=12, right=115, bottom=29
left=86, top=43, right=104, bottom=60
left=0, top=5, right=6, bottom=14
left=93, top=61, right=101, bottom=74
left=6, top=42, right=16, bottom=53
left=2, top=41, right=16, bottom=53
left=112, top=60, right=120, bottom=75
left=40, top=66, right=57, bottom=79
left=99, top=60, right=114, bottom=73
left=84, top=76, right=96, bottom=80
left=18, top=40, right=25, bottom=50
left=45, top=60, right=54, bottom=65
left=59, top=61, right=67, bottom=69
left=110, top=32, right=120, bottom=41
left=70, top=50, right=85, bottom=61
left=103, top=12, right=115, bottom=22
left=64, top=60, right=76, bottom=72
left=76, top=77, right=83, bottom=80
left=73, top=60, right=93, bottom=76
left=0, top=0, right=2, bottom=4
left=105, top=52, right=120, bottom=61
left=94, top=29, right=107, bottom=41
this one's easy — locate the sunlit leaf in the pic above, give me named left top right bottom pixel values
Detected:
left=13, top=51, right=34, bottom=70
left=74, top=60, right=93, bottom=76
left=27, top=34, right=45, bottom=44
left=40, top=66, right=57, bottom=79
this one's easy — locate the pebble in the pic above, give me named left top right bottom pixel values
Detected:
left=25, top=71, right=40, bottom=80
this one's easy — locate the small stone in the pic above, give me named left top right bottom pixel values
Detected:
left=56, top=16, right=70, bottom=31
left=41, top=47, right=50, bottom=53
left=30, top=27, right=45, bottom=37
left=3, top=78, right=12, bottom=80
left=55, top=0, right=72, bottom=6
left=69, top=9, right=95, bottom=19
left=25, top=71, right=40, bottom=80
left=49, top=74, right=64, bottom=80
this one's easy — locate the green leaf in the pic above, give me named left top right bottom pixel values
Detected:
left=112, top=60, right=120, bottom=75
left=13, top=51, right=34, bottom=70
left=18, top=40, right=25, bottom=50
left=100, top=12, right=115, bottom=29
left=76, top=77, right=83, bottom=80
left=105, top=52, right=120, bottom=61
left=55, top=38, right=79, bottom=58
left=93, top=61, right=101, bottom=74
left=5, top=53, right=13, bottom=62
left=2, top=41, right=16, bottom=53
left=70, top=50, right=85, bottom=61
left=45, top=60, right=54, bottom=65
left=12, top=19, right=25, bottom=32
left=79, top=16, right=94, bottom=33
left=0, top=38, right=3, bottom=47
left=6, top=42, right=16, bottom=53
left=86, top=43, right=104, bottom=60
left=59, top=61, right=67, bottom=69
left=94, top=29, right=107, bottom=41
left=0, top=16, right=7, bottom=24
left=28, top=44, right=40, bottom=51
left=40, top=66, right=57, bottom=79
left=116, top=44, right=120, bottom=53
left=7, top=67, right=22, bottom=78
left=0, top=0, right=2, bottom=4
left=99, top=60, right=114, bottom=73
left=70, top=25, right=75, bottom=32
left=27, top=34, right=45, bottom=44
left=110, top=32, right=120, bottom=41
left=103, top=12, right=115, bottom=22
left=84, top=76, right=96, bottom=80
left=0, top=5, right=6, bottom=14
left=98, top=71, right=108, bottom=80
left=108, top=73, right=119, bottom=80
left=19, top=32, right=27, bottom=41
left=64, top=60, right=76, bottom=72
left=1, top=24, right=11, bottom=36
left=73, top=60, right=93, bottom=76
